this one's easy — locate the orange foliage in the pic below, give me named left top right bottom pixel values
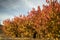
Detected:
left=3, top=0, right=60, bottom=39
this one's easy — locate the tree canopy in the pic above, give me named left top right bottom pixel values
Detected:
left=3, top=0, right=60, bottom=39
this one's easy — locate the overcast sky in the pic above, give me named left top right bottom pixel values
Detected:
left=0, top=0, right=60, bottom=24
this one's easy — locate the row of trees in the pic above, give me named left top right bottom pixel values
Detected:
left=2, top=0, right=60, bottom=39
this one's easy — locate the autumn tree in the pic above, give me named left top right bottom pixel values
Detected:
left=2, top=0, right=60, bottom=39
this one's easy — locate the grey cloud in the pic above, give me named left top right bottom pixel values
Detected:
left=0, top=0, right=47, bottom=24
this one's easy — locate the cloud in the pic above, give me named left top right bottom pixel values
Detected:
left=0, top=0, right=48, bottom=24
